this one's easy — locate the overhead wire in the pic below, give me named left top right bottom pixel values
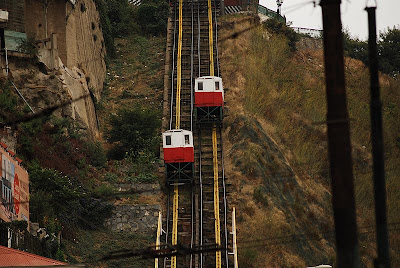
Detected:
left=86, top=221, right=400, bottom=263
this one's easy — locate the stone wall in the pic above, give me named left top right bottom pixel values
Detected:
left=115, top=183, right=161, bottom=194
left=105, top=204, right=161, bottom=234
left=65, top=0, right=106, bottom=100
left=25, top=0, right=106, bottom=100
left=297, top=36, right=323, bottom=50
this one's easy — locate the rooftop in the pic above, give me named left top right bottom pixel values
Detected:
left=0, top=246, right=66, bottom=267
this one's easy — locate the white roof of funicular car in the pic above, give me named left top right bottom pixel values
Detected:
left=195, top=76, right=223, bottom=92
left=196, top=76, right=222, bottom=81
left=162, top=129, right=193, bottom=148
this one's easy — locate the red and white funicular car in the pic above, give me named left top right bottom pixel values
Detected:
left=162, top=129, right=194, bottom=183
left=195, top=76, right=224, bottom=122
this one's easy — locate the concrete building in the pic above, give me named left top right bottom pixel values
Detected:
left=0, top=0, right=106, bottom=137
left=0, top=142, right=29, bottom=224
left=0, top=0, right=106, bottom=99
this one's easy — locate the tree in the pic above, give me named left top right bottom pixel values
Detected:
left=106, top=106, right=160, bottom=159
left=136, top=0, right=169, bottom=36
left=343, top=29, right=368, bottom=65
left=379, top=27, right=400, bottom=76
left=263, top=18, right=299, bottom=52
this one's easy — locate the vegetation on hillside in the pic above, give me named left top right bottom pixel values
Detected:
left=219, top=15, right=400, bottom=267
left=343, top=26, right=400, bottom=76
left=1, top=0, right=166, bottom=265
left=263, top=18, right=298, bottom=51
left=94, top=0, right=169, bottom=58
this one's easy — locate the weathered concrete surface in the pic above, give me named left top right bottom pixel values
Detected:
left=57, top=59, right=99, bottom=137
left=65, top=0, right=106, bottom=100
left=115, top=183, right=161, bottom=195
left=25, top=0, right=106, bottom=100
left=105, top=204, right=161, bottom=234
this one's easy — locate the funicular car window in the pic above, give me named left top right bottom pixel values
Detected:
left=166, top=135, right=172, bottom=145
left=185, top=135, right=190, bottom=145
left=215, top=81, right=219, bottom=90
left=198, top=82, right=203, bottom=90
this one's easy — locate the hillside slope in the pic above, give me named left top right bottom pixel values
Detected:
left=219, top=15, right=400, bottom=267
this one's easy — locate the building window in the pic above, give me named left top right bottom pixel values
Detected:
left=198, top=82, right=203, bottom=90
left=184, top=135, right=190, bottom=145
left=166, top=135, right=171, bottom=145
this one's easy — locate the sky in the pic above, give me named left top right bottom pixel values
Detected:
left=259, top=0, right=400, bottom=40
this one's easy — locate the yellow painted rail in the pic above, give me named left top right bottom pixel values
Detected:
left=172, top=0, right=183, bottom=267
left=212, top=125, right=221, bottom=268
left=171, top=184, right=179, bottom=268
left=208, top=0, right=214, bottom=76
left=175, top=0, right=183, bottom=129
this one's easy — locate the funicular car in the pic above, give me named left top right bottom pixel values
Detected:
left=194, top=76, right=224, bottom=123
left=162, top=129, right=194, bottom=184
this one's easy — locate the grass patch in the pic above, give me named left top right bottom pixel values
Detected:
left=223, top=15, right=400, bottom=266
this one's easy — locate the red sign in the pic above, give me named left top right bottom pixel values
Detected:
left=13, top=174, right=20, bottom=215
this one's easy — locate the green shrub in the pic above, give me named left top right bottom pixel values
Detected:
left=343, top=26, right=400, bottom=76
left=107, top=0, right=137, bottom=37
left=0, top=86, right=18, bottom=115
left=86, top=141, right=107, bottom=168
left=127, top=149, right=158, bottom=175
left=343, top=29, right=368, bottom=64
left=106, top=106, right=160, bottom=159
left=263, top=18, right=298, bottom=51
left=125, top=173, right=157, bottom=183
left=17, top=37, right=39, bottom=58
left=136, top=0, right=169, bottom=36
left=94, top=0, right=116, bottom=57
left=379, top=27, right=400, bottom=76
left=28, top=163, right=112, bottom=234
left=92, top=184, right=115, bottom=199
left=104, top=172, right=119, bottom=183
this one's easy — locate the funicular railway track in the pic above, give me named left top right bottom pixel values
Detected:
left=160, top=0, right=232, bottom=267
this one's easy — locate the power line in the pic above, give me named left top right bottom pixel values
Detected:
left=0, top=94, right=91, bottom=128
left=86, top=221, right=400, bottom=263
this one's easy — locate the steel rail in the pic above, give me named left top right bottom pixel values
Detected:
left=190, top=1, right=195, bottom=267
left=198, top=0, right=201, bottom=77
left=199, top=128, right=204, bottom=268
left=213, top=0, right=220, bottom=77
left=169, top=1, right=177, bottom=130
left=220, top=125, right=229, bottom=268
left=171, top=0, right=183, bottom=267
left=213, top=124, right=222, bottom=268
left=208, top=0, right=215, bottom=76
left=164, top=186, right=171, bottom=268
left=175, top=0, right=183, bottom=130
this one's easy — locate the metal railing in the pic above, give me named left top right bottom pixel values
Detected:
left=257, top=4, right=286, bottom=23
left=291, top=27, right=323, bottom=38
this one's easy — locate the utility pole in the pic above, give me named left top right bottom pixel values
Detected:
left=319, top=0, right=361, bottom=267
left=276, top=0, right=283, bottom=15
left=365, top=6, right=391, bottom=268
